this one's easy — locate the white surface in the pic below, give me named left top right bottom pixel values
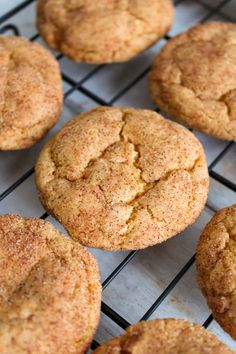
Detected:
left=0, top=0, right=235, bottom=352
left=0, top=0, right=23, bottom=15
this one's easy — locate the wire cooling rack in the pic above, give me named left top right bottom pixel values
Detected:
left=0, top=0, right=235, bottom=351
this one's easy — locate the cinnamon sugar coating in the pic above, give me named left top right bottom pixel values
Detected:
left=94, top=318, right=234, bottom=353
left=37, top=0, right=174, bottom=64
left=0, top=214, right=101, bottom=354
left=0, top=35, right=62, bottom=150
left=149, top=21, right=236, bottom=140
left=197, top=204, right=236, bottom=340
left=35, top=107, right=209, bottom=250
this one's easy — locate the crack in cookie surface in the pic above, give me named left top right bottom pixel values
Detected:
left=35, top=107, right=209, bottom=250
left=118, top=157, right=201, bottom=244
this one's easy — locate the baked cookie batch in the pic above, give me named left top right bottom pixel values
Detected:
left=0, top=0, right=235, bottom=353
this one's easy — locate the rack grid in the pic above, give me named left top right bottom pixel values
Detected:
left=0, top=0, right=235, bottom=351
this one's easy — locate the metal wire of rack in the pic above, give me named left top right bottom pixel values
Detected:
left=0, top=0, right=235, bottom=351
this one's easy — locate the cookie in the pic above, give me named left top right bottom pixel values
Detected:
left=37, top=0, right=174, bottom=64
left=35, top=107, right=209, bottom=251
left=197, top=204, right=236, bottom=340
left=149, top=21, right=236, bottom=141
left=93, top=318, right=234, bottom=353
left=0, top=214, right=101, bottom=354
left=0, top=35, right=62, bottom=150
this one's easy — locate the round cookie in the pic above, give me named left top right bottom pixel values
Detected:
left=0, top=35, right=62, bottom=150
left=93, top=318, right=234, bottom=353
left=0, top=214, right=101, bottom=354
left=37, top=0, right=174, bottom=64
left=197, top=204, right=236, bottom=340
left=149, top=21, right=236, bottom=141
left=35, top=107, right=209, bottom=251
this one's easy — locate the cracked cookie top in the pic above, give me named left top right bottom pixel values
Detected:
left=36, top=0, right=174, bottom=64
left=94, top=318, right=234, bottom=354
left=0, top=35, right=62, bottom=150
left=149, top=21, right=236, bottom=141
left=197, top=204, right=236, bottom=340
left=35, top=107, right=209, bottom=251
left=0, top=214, right=101, bottom=354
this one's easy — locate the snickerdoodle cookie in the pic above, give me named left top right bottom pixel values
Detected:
left=0, top=35, right=62, bottom=150
left=37, top=0, right=174, bottom=64
left=149, top=21, right=236, bottom=141
left=35, top=107, right=209, bottom=251
left=93, top=318, right=234, bottom=353
left=197, top=204, right=236, bottom=340
left=0, top=214, right=101, bottom=354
